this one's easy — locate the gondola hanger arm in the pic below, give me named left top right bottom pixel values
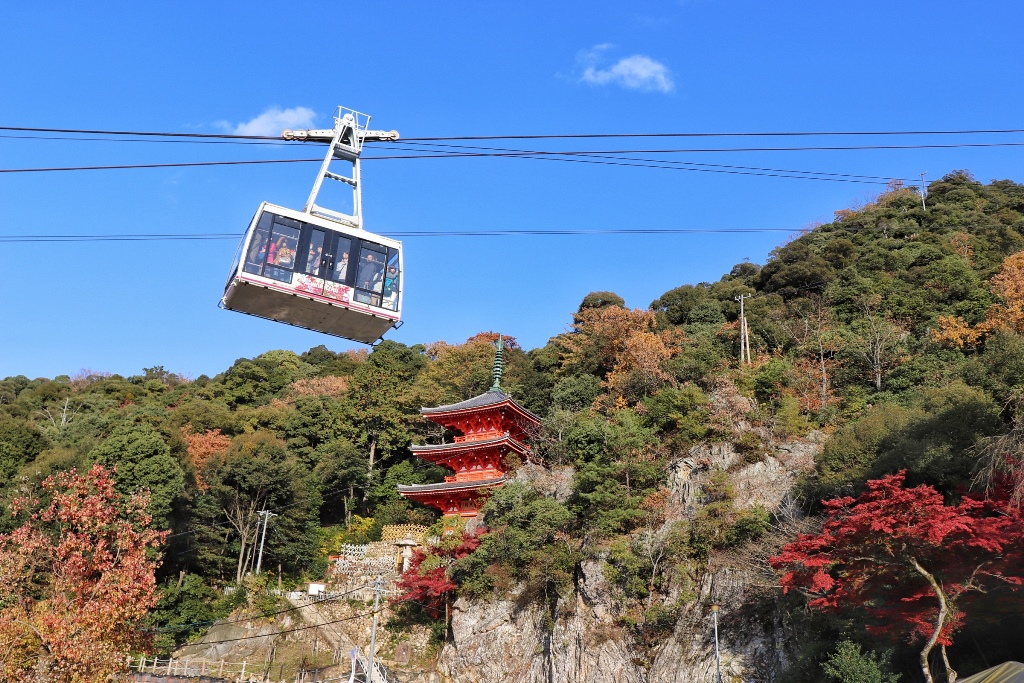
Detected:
left=281, top=128, right=400, bottom=142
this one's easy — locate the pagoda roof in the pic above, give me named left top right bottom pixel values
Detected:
left=421, top=389, right=540, bottom=422
left=410, top=434, right=529, bottom=456
left=397, top=476, right=507, bottom=495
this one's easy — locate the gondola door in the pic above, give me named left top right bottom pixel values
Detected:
left=322, top=232, right=355, bottom=303
left=293, top=226, right=330, bottom=298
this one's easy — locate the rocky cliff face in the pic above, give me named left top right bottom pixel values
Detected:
left=434, top=426, right=821, bottom=683
left=440, top=560, right=643, bottom=683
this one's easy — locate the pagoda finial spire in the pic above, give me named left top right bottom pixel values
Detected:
left=490, top=336, right=505, bottom=392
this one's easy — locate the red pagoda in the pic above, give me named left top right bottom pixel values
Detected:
left=398, top=339, right=541, bottom=517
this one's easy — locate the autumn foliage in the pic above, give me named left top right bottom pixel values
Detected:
left=934, top=250, right=1024, bottom=347
left=393, top=530, right=483, bottom=619
left=771, top=472, right=1024, bottom=683
left=0, top=464, right=167, bottom=683
left=180, top=425, right=231, bottom=489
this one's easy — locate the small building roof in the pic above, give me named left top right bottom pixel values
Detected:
left=421, top=389, right=512, bottom=414
left=420, top=388, right=541, bottom=422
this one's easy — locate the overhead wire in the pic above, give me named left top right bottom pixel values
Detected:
left=393, top=128, right=1024, bottom=142
left=387, top=140, right=907, bottom=180
left=362, top=140, right=1024, bottom=157
left=4, top=138, right=1023, bottom=174
left=0, top=125, right=280, bottom=140
left=1, top=139, right=1018, bottom=182
left=0, top=227, right=803, bottom=244
left=0, top=158, right=322, bottom=173
left=0, top=133, right=296, bottom=147
left=152, top=582, right=374, bottom=633
left=6, top=124, right=1024, bottom=140
left=182, top=606, right=384, bottom=646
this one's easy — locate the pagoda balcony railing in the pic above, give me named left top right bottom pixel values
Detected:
left=452, top=432, right=505, bottom=443
left=445, top=470, right=503, bottom=483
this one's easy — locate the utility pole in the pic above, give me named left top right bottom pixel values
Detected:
left=920, top=172, right=928, bottom=211
left=367, top=576, right=383, bottom=683
left=255, top=510, right=277, bottom=575
left=711, top=604, right=723, bottom=683
left=743, top=315, right=752, bottom=364
left=734, top=294, right=753, bottom=365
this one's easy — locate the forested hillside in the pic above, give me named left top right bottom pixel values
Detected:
left=3, top=170, right=1024, bottom=682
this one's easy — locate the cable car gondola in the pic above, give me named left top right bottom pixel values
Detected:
left=221, top=107, right=402, bottom=345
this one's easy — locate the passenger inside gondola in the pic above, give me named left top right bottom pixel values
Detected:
left=245, top=233, right=267, bottom=273
left=306, top=245, right=322, bottom=272
left=276, top=245, right=294, bottom=267
left=357, top=251, right=384, bottom=292
left=335, top=251, right=350, bottom=280
left=382, top=265, right=399, bottom=310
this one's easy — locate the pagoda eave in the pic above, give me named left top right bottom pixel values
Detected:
left=398, top=477, right=506, bottom=517
left=410, top=435, right=529, bottom=463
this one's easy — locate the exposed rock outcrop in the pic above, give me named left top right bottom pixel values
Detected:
left=440, top=560, right=643, bottom=683
left=437, top=425, right=821, bottom=683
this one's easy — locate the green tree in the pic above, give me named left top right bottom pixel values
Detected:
left=89, top=423, right=184, bottom=528
left=579, top=291, right=626, bottom=312
left=823, top=641, right=901, bottom=683
left=344, top=345, right=413, bottom=507
left=197, top=433, right=319, bottom=582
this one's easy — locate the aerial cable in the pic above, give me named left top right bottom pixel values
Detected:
left=0, top=133, right=297, bottom=146
left=6, top=124, right=1024, bottom=140
left=0, top=158, right=322, bottom=173
left=363, top=140, right=1024, bottom=157
left=0, top=152, right=919, bottom=185
left=0, top=228, right=799, bottom=244
left=374, top=140, right=907, bottom=181
left=0, top=233, right=241, bottom=242
left=0, top=155, right=909, bottom=184
left=393, top=128, right=1024, bottom=142
left=369, top=148, right=907, bottom=184
left=0, top=125, right=280, bottom=140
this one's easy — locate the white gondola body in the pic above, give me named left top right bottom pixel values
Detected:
left=222, top=202, right=402, bottom=344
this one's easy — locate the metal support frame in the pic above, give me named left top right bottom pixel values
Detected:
left=283, top=106, right=399, bottom=231
left=303, top=108, right=367, bottom=229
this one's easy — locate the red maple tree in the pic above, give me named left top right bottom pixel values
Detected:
left=770, top=472, right=1024, bottom=683
left=393, top=530, right=483, bottom=623
left=0, top=464, right=168, bottom=682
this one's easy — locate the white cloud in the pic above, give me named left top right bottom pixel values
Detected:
left=578, top=48, right=675, bottom=94
left=231, top=106, right=317, bottom=136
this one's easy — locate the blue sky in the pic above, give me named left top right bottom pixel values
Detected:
left=3, top=1, right=1023, bottom=379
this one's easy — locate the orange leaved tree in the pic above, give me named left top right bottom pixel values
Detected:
left=0, top=464, right=167, bottom=682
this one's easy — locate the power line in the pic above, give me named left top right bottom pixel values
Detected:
left=153, top=582, right=373, bottom=633
left=2, top=139, right=1018, bottom=177
left=0, top=228, right=800, bottom=244
left=0, top=158, right=322, bottom=173
left=394, top=128, right=1024, bottom=142
left=0, top=133, right=296, bottom=147
left=188, top=606, right=384, bottom=646
left=363, top=140, right=1024, bottom=157
left=0, top=233, right=239, bottom=242
left=0, top=125, right=280, bottom=140
left=6, top=124, right=1024, bottom=141
left=0, top=154, right=906, bottom=184
left=389, top=140, right=907, bottom=180
left=371, top=143, right=909, bottom=184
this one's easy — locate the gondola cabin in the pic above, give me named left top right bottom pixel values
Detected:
left=222, top=202, right=402, bottom=344
left=220, top=106, right=403, bottom=345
